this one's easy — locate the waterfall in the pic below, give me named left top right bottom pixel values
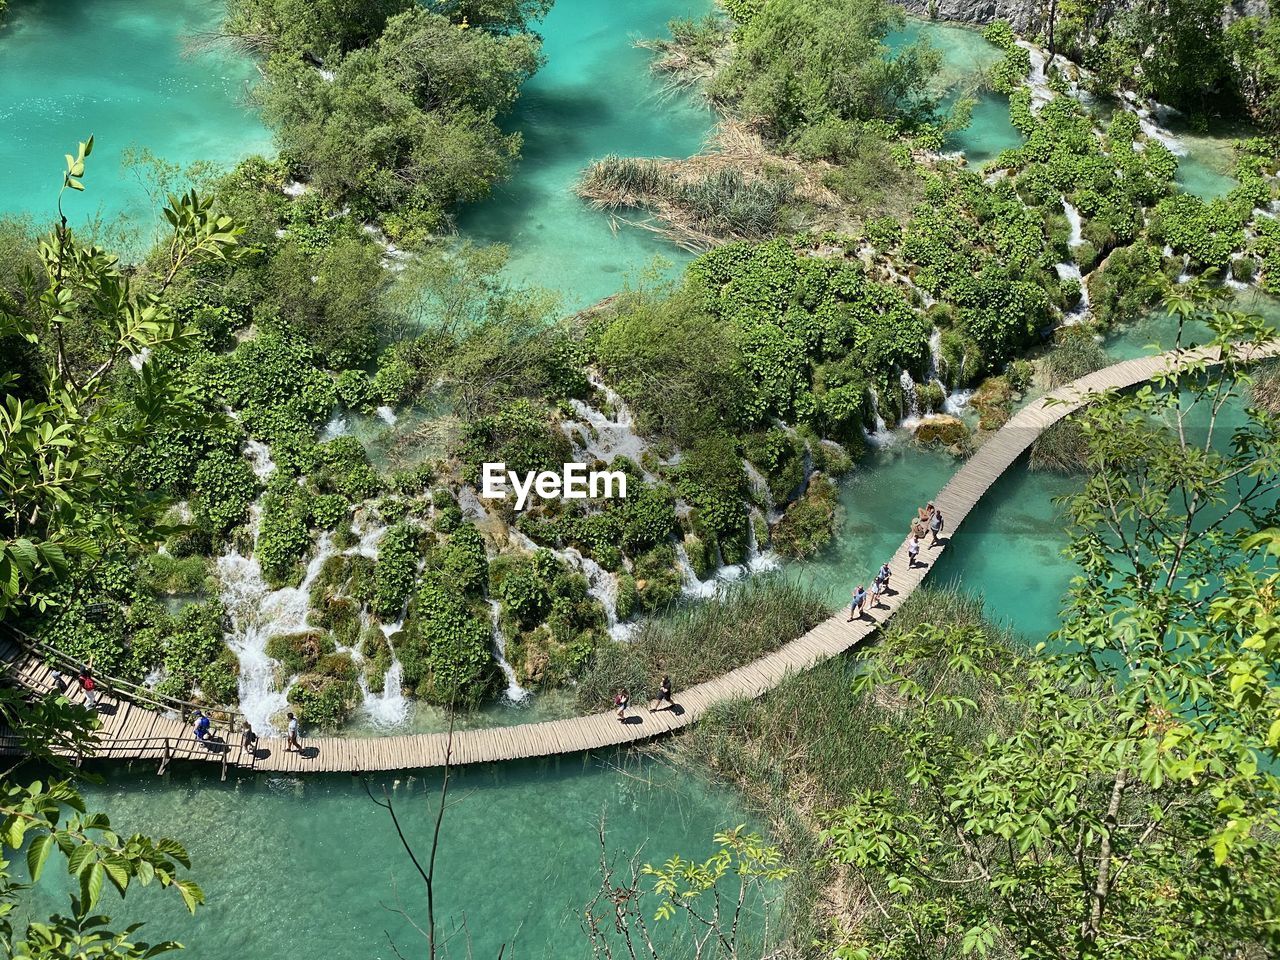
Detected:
left=488, top=599, right=530, bottom=702
left=899, top=369, right=921, bottom=425
left=1055, top=262, right=1090, bottom=325
left=743, top=461, right=780, bottom=523
left=357, top=619, right=410, bottom=727
left=564, top=548, right=633, bottom=641
left=375, top=405, right=398, bottom=426
left=745, top=511, right=780, bottom=573
left=244, top=440, right=276, bottom=480
left=674, top=540, right=717, bottom=599
left=563, top=375, right=651, bottom=471
left=321, top=411, right=350, bottom=441
left=1062, top=198, right=1084, bottom=248
left=1018, top=41, right=1053, bottom=109
left=218, top=534, right=337, bottom=733
left=864, top=385, right=892, bottom=446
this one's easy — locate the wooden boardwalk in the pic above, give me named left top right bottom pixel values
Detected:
left=2, top=341, right=1274, bottom=775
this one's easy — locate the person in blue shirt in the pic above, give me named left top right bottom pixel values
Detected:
left=193, top=711, right=212, bottom=741
left=848, top=585, right=867, bottom=622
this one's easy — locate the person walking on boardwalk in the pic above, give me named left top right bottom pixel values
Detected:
left=848, top=584, right=867, bottom=621
left=286, top=712, right=301, bottom=752
left=908, top=534, right=922, bottom=568
left=614, top=689, right=630, bottom=722
left=649, top=675, right=674, bottom=712
left=77, top=668, right=98, bottom=709
left=242, top=722, right=259, bottom=756
left=870, top=576, right=886, bottom=611
left=929, top=505, right=945, bottom=546
left=192, top=711, right=211, bottom=742
left=875, top=562, right=891, bottom=591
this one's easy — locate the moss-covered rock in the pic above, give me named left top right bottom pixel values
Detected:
left=913, top=414, right=969, bottom=448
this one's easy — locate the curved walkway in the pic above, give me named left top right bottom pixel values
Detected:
left=2, top=341, right=1275, bottom=775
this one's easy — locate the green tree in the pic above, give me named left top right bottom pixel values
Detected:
left=0, top=138, right=244, bottom=616
left=0, top=141, right=231, bottom=958
left=819, top=301, right=1280, bottom=958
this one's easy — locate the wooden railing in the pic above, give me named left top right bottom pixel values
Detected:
left=0, top=626, right=248, bottom=733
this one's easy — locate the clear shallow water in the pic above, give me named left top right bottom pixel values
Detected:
left=888, top=21, right=1023, bottom=166
left=455, top=0, right=716, bottom=309
left=27, top=755, right=758, bottom=959
left=0, top=0, right=271, bottom=240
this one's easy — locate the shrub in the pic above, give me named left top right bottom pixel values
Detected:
left=771, top=476, right=839, bottom=559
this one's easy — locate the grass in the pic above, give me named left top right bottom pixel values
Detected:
left=657, top=585, right=1020, bottom=948
left=576, top=578, right=830, bottom=711
left=1249, top=358, right=1280, bottom=415
left=1030, top=332, right=1108, bottom=472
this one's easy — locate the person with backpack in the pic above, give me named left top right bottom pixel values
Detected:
left=77, top=669, right=98, bottom=709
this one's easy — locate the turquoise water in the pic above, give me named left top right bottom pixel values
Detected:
left=0, top=0, right=271, bottom=240
left=27, top=755, right=759, bottom=958
left=888, top=20, right=1023, bottom=166
left=785, top=442, right=1078, bottom=642
left=455, top=0, right=716, bottom=309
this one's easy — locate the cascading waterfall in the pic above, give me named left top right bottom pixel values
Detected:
left=218, top=534, right=337, bottom=733
left=361, top=620, right=410, bottom=727
left=864, top=385, right=891, bottom=446
left=488, top=599, right=530, bottom=702
left=674, top=540, right=717, bottom=599
left=375, top=405, right=398, bottom=426
left=1055, top=261, right=1090, bottom=324
left=564, top=547, right=633, bottom=641
left=743, top=461, right=779, bottom=523
left=563, top=375, right=651, bottom=472
left=1062, top=198, right=1084, bottom=248
left=899, top=369, right=921, bottom=425
left=1019, top=41, right=1053, bottom=109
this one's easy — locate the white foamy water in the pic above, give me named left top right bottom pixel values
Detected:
left=1056, top=261, right=1090, bottom=325
left=1062, top=198, right=1084, bottom=247
left=244, top=440, right=276, bottom=480
left=375, top=405, right=398, bottom=426
left=488, top=599, right=530, bottom=702
left=218, top=534, right=336, bottom=732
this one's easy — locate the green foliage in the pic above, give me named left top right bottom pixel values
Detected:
left=1149, top=193, right=1249, bottom=270
left=255, top=6, right=543, bottom=238
left=191, top=448, right=260, bottom=538
left=1088, top=240, right=1164, bottom=328
left=713, top=0, right=940, bottom=142
left=399, top=575, right=497, bottom=706
left=771, top=475, right=839, bottom=559
left=256, top=475, right=314, bottom=587
left=261, top=236, right=394, bottom=367
left=817, top=304, right=1280, bottom=959
left=315, top=436, right=381, bottom=501
left=675, top=435, right=747, bottom=546
left=593, top=286, right=749, bottom=446
left=371, top=522, right=419, bottom=620
left=0, top=144, right=246, bottom=616
left=434, top=523, right=488, bottom=594
left=288, top=672, right=358, bottom=729
left=459, top=398, right=570, bottom=481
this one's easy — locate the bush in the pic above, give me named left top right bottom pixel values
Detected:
left=771, top=476, right=839, bottom=558
left=399, top=575, right=498, bottom=706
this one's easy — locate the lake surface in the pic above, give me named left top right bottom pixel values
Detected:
left=0, top=0, right=271, bottom=242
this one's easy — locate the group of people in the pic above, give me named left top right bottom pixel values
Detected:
left=192, top=711, right=301, bottom=756
left=849, top=502, right=947, bottom=622
left=613, top=675, right=674, bottom=722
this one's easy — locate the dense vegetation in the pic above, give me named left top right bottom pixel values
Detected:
left=223, top=0, right=549, bottom=244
